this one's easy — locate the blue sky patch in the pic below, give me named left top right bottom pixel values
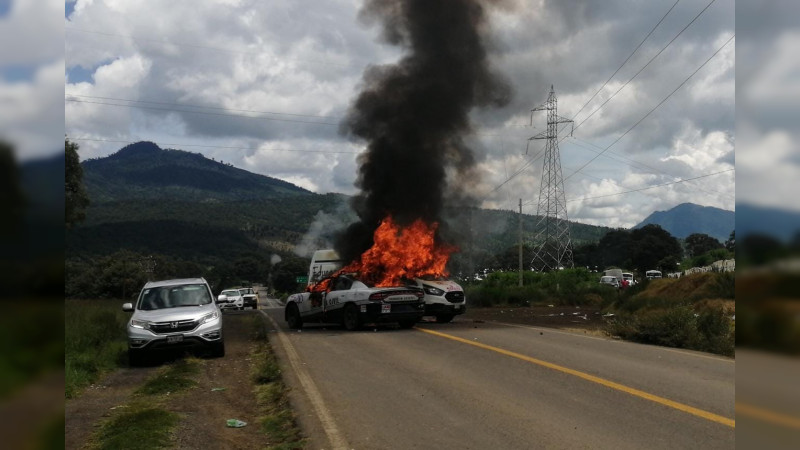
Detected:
left=65, top=1, right=76, bottom=18
left=0, top=0, right=12, bottom=17
left=1, top=64, right=37, bottom=83
left=66, top=65, right=95, bottom=84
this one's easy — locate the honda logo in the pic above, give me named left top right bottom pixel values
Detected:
left=170, top=322, right=178, bottom=329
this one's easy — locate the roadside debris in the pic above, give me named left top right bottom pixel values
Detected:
left=226, top=419, right=247, bottom=428
left=211, top=387, right=226, bottom=392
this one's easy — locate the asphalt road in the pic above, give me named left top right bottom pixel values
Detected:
left=260, top=306, right=735, bottom=449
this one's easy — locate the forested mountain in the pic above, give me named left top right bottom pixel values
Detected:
left=632, top=203, right=734, bottom=242
left=82, top=141, right=310, bottom=202
left=737, top=203, right=800, bottom=242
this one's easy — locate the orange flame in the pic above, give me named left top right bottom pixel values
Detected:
left=341, top=216, right=456, bottom=287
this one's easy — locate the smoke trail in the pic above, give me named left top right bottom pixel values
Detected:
left=336, top=0, right=511, bottom=263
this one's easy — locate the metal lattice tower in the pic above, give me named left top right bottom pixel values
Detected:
left=529, top=85, right=574, bottom=271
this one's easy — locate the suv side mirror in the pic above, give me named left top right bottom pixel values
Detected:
left=217, top=295, right=227, bottom=302
left=122, top=302, right=134, bottom=312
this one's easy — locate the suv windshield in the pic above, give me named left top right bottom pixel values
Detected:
left=138, top=284, right=213, bottom=310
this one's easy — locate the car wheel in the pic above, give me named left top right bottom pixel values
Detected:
left=211, top=339, right=225, bottom=358
left=286, top=303, right=303, bottom=329
left=398, top=319, right=417, bottom=329
left=342, top=303, right=361, bottom=331
left=128, top=348, right=147, bottom=367
left=435, top=314, right=454, bottom=323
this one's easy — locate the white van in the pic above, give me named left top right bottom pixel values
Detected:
left=645, top=270, right=662, bottom=280
left=308, top=249, right=344, bottom=286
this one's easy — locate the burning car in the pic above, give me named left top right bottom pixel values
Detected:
left=304, top=247, right=463, bottom=324
left=284, top=273, right=425, bottom=331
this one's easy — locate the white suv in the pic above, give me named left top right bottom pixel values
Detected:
left=123, top=278, right=224, bottom=365
left=217, top=289, right=244, bottom=310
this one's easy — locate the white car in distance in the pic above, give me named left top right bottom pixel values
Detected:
left=217, top=289, right=244, bottom=310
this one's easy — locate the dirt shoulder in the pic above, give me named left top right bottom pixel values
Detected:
left=65, top=310, right=282, bottom=449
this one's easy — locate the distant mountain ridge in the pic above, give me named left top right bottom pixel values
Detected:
left=633, top=203, right=734, bottom=242
left=736, top=203, right=800, bottom=242
left=82, top=141, right=310, bottom=202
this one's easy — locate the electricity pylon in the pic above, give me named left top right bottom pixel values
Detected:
left=529, top=85, right=574, bottom=271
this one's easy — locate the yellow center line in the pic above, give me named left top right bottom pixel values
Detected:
left=736, top=402, right=800, bottom=429
left=416, top=327, right=735, bottom=428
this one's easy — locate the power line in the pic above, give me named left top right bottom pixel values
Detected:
left=572, top=0, right=680, bottom=122
left=563, top=33, right=734, bottom=182
left=487, top=123, right=572, bottom=194
left=566, top=137, right=733, bottom=199
left=65, top=94, right=533, bottom=137
left=67, top=137, right=360, bottom=154
left=65, top=98, right=341, bottom=127
left=573, top=0, right=717, bottom=132
left=566, top=168, right=733, bottom=203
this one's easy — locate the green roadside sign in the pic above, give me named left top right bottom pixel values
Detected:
left=295, top=276, right=308, bottom=284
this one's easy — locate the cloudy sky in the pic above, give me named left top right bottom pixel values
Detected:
left=10, top=0, right=782, bottom=229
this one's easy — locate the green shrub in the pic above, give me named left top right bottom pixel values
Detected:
left=466, top=268, right=605, bottom=307
left=606, top=306, right=734, bottom=356
left=65, top=300, right=130, bottom=398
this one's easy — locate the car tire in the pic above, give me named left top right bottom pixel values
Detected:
left=211, top=340, right=225, bottom=358
left=286, top=303, right=303, bottom=329
left=435, top=314, right=455, bottom=323
left=398, top=319, right=416, bottom=329
left=342, top=303, right=361, bottom=331
left=128, top=348, right=147, bottom=367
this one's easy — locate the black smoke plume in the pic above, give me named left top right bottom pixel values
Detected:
left=336, top=0, right=511, bottom=264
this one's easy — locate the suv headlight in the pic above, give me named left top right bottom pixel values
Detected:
left=422, top=284, right=445, bottom=296
left=201, top=310, right=220, bottom=324
left=130, top=319, right=151, bottom=330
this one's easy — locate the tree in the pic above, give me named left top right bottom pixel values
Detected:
left=629, top=224, right=682, bottom=272
left=573, top=242, right=600, bottom=270
left=66, top=138, right=90, bottom=228
left=271, top=256, right=310, bottom=294
left=739, top=234, right=784, bottom=266
left=0, top=141, right=26, bottom=233
left=685, top=233, right=723, bottom=258
left=725, top=230, right=735, bottom=253
left=596, top=229, right=632, bottom=268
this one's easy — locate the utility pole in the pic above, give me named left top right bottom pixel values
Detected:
left=518, top=199, right=523, bottom=286
left=529, top=85, right=575, bottom=272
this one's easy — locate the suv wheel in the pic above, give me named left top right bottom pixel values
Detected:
left=128, top=348, right=147, bottom=367
left=211, top=340, right=225, bottom=358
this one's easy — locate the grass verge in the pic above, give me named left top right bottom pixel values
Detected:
left=91, top=407, right=178, bottom=450
left=604, top=273, right=735, bottom=356
left=65, top=299, right=129, bottom=399
left=248, top=315, right=304, bottom=449
left=135, top=358, right=200, bottom=396
left=88, top=359, right=200, bottom=449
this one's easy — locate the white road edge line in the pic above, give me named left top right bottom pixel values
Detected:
left=259, top=310, right=350, bottom=450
